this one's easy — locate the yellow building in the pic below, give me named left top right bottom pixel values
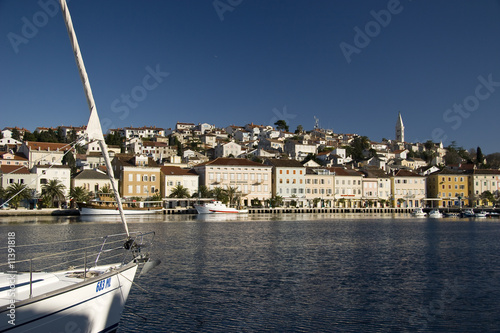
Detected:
left=391, top=170, right=426, bottom=208
left=112, top=154, right=161, bottom=199
left=427, top=169, right=469, bottom=207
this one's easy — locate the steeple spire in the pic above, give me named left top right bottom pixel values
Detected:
left=396, top=111, right=404, bottom=142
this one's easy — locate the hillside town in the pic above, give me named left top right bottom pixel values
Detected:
left=1, top=113, right=500, bottom=211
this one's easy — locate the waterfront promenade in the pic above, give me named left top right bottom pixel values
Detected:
left=2, top=206, right=487, bottom=217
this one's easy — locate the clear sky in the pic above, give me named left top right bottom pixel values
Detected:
left=1, top=0, right=500, bottom=153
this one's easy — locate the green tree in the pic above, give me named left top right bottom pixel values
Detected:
left=345, top=136, right=370, bottom=162
left=69, top=186, right=91, bottom=208
left=11, top=128, right=21, bottom=141
left=193, top=185, right=211, bottom=198
left=274, top=120, right=289, bottom=132
left=476, top=146, right=485, bottom=167
left=62, top=151, right=77, bottom=174
left=212, top=187, right=228, bottom=203
left=42, top=179, right=66, bottom=208
left=5, top=183, right=32, bottom=209
left=268, top=195, right=283, bottom=208
left=295, top=125, right=304, bottom=134
left=105, top=132, right=124, bottom=147
left=225, top=186, right=240, bottom=206
left=480, top=190, right=494, bottom=206
left=169, top=184, right=190, bottom=198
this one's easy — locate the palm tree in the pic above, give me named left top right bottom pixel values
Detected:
left=5, top=183, right=32, bottom=209
left=69, top=186, right=91, bottom=207
left=212, top=187, right=228, bottom=204
left=193, top=185, right=211, bottom=198
left=169, top=184, right=190, bottom=198
left=42, top=179, right=66, bottom=208
left=225, top=186, right=240, bottom=206
left=98, top=185, right=112, bottom=194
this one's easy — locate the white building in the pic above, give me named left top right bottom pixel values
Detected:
left=193, top=157, right=272, bottom=206
left=265, top=159, right=306, bottom=202
left=214, top=141, right=243, bottom=158
left=160, top=166, right=199, bottom=198
left=33, top=165, right=71, bottom=199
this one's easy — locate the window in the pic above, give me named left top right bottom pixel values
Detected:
left=128, top=174, right=133, bottom=181
left=143, top=175, right=148, bottom=181
left=128, top=185, right=133, bottom=194
left=151, top=175, right=156, bottom=182
left=136, top=185, right=141, bottom=194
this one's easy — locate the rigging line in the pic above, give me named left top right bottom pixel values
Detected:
left=0, top=234, right=124, bottom=250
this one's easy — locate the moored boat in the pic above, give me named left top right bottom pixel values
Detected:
left=0, top=232, right=155, bottom=333
left=411, top=207, right=426, bottom=217
left=195, top=200, right=249, bottom=214
left=428, top=209, right=443, bottom=218
left=475, top=211, right=487, bottom=218
left=461, top=209, right=475, bottom=218
left=78, top=193, right=163, bottom=215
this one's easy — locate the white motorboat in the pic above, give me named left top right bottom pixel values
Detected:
left=195, top=200, right=249, bottom=214
left=475, top=211, right=487, bottom=218
left=461, top=209, right=475, bottom=218
left=411, top=207, right=427, bottom=217
left=428, top=209, right=443, bottom=218
left=0, top=1, right=159, bottom=331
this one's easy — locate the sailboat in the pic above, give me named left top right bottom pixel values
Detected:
left=0, top=1, right=158, bottom=332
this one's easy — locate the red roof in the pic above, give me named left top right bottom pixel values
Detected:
left=160, top=166, right=198, bottom=176
left=0, top=165, right=30, bottom=174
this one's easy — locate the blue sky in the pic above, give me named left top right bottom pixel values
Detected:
left=1, top=0, right=500, bottom=153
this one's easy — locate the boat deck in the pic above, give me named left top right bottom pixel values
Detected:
left=0, top=264, right=117, bottom=307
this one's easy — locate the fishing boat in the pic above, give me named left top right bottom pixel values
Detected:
left=195, top=200, right=249, bottom=214
left=78, top=193, right=163, bottom=215
left=411, top=207, right=426, bottom=217
left=428, top=209, right=443, bottom=218
left=0, top=1, right=158, bottom=331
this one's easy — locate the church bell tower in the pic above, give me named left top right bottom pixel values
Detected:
left=396, top=112, right=404, bottom=142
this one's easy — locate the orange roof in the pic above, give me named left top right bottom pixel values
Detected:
left=26, top=141, right=72, bottom=151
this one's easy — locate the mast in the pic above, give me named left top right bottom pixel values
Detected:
left=59, top=0, right=130, bottom=236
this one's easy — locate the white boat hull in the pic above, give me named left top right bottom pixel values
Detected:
left=195, top=203, right=248, bottom=214
left=79, top=206, right=162, bottom=215
left=0, top=263, right=138, bottom=333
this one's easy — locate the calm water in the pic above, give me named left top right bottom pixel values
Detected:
left=2, top=213, right=500, bottom=332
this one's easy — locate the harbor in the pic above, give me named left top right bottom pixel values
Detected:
left=1, top=214, right=500, bottom=332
